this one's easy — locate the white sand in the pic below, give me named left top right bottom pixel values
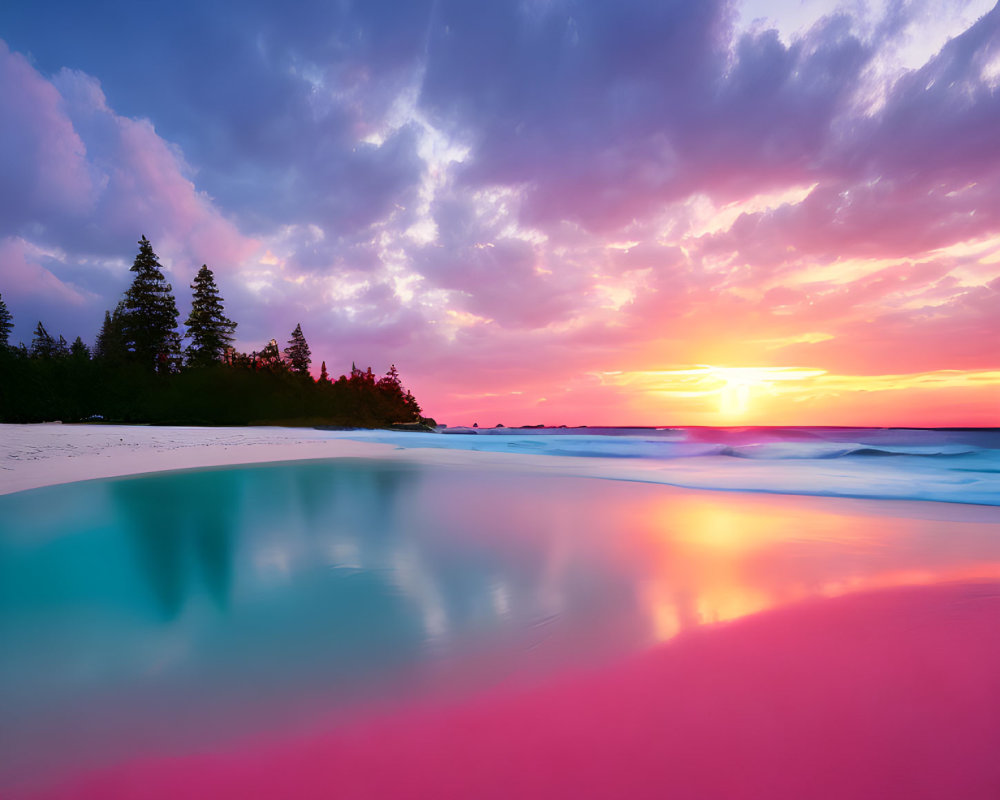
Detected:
left=0, top=423, right=634, bottom=496
left=0, top=424, right=379, bottom=495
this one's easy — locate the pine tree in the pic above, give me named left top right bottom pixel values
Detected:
left=0, top=293, right=12, bottom=349
left=257, top=339, right=285, bottom=371
left=184, top=264, right=237, bottom=368
left=70, top=336, right=90, bottom=360
left=94, top=304, right=128, bottom=364
left=284, top=323, right=311, bottom=376
left=54, top=335, right=70, bottom=358
left=30, top=321, right=55, bottom=359
left=120, top=236, right=180, bottom=373
left=319, top=360, right=330, bottom=383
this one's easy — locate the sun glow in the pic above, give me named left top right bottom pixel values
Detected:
left=719, top=379, right=751, bottom=417
left=594, top=366, right=1000, bottom=424
left=597, top=365, right=828, bottom=419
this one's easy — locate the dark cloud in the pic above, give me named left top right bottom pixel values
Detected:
left=417, top=1, right=871, bottom=230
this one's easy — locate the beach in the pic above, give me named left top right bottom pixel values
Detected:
left=4, top=423, right=999, bottom=504
left=0, top=423, right=699, bottom=497
left=0, top=424, right=411, bottom=496
left=2, top=424, right=999, bottom=799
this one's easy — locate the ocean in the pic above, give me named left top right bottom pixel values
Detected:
left=319, top=426, right=1000, bottom=506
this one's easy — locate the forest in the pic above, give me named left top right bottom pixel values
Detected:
left=0, top=237, right=429, bottom=427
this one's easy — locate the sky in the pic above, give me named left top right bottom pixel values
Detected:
left=1, top=0, right=998, bottom=427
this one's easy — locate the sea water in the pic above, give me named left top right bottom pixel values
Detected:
left=2, top=456, right=1000, bottom=794
left=324, top=426, right=1000, bottom=505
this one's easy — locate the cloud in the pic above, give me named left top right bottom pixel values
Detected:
left=0, top=0, right=999, bottom=424
left=417, top=1, right=871, bottom=231
left=700, top=4, right=1000, bottom=263
left=0, top=45, right=255, bottom=273
left=0, top=41, right=94, bottom=234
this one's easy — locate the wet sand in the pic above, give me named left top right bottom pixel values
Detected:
left=28, top=581, right=1000, bottom=799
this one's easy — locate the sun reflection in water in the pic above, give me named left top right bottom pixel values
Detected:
left=635, top=495, right=1000, bottom=643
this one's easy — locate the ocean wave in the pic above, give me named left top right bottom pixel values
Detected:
left=717, top=443, right=985, bottom=460
left=322, top=428, right=1000, bottom=506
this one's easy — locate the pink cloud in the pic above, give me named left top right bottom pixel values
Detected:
left=0, top=237, right=93, bottom=307
left=0, top=42, right=94, bottom=228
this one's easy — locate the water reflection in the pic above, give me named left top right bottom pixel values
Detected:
left=1, top=461, right=1000, bottom=793
left=113, top=472, right=239, bottom=617
left=634, top=493, right=1000, bottom=640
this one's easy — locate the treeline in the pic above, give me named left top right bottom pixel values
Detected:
left=0, top=236, right=428, bottom=427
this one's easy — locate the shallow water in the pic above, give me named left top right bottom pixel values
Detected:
left=2, top=458, right=999, bottom=795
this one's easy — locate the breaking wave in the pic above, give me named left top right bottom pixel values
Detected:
left=322, top=426, right=1000, bottom=506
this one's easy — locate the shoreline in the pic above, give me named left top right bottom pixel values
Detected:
left=3, top=424, right=999, bottom=522
left=0, top=423, right=683, bottom=498
left=0, top=423, right=402, bottom=496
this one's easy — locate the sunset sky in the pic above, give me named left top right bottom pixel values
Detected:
left=1, top=0, right=998, bottom=426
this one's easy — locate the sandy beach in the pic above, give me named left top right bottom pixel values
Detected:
left=0, top=424, right=404, bottom=495
left=0, top=423, right=693, bottom=497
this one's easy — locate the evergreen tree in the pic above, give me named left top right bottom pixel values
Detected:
left=0, top=293, right=12, bottom=349
left=257, top=339, right=285, bottom=371
left=184, top=264, right=237, bottom=368
left=94, top=304, right=128, bottom=364
left=70, top=336, right=90, bottom=360
left=120, top=236, right=180, bottom=373
left=54, top=335, right=70, bottom=359
left=285, top=323, right=311, bottom=376
left=30, top=321, right=55, bottom=359
left=319, top=360, right=330, bottom=383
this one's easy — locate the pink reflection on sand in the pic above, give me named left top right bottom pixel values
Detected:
left=34, top=581, right=1000, bottom=799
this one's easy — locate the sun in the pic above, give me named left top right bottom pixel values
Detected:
left=708, top=366, right=826, bottom=421
left=719, top=378, right=751, bottom=417
left=595, top=365, right=832, bottom=423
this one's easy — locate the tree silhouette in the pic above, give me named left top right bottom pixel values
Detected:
left=257, top=339, right=285, bottom=372
left=285, top=323, right=311, bottom=376
left=30, top=321, right=55, bottom=359
left=121, top=236, right=180, bottom=373
left=94, top=304, right=128, bottom=364
left=384, top=364, right=401, bottom=387
left=0, top=293, right=12, bottom=349
left=54, top=335, right=70, bottom=359
left=0, top=238, right=429, bottom=427
left=184, top=264, right=237, bottom=368
left=70, top=336, right=90, bottom=361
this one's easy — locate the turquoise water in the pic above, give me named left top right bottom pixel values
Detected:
left=0, top=460, right=650, bottom=790
left=2, top=458, right=1000, bottom=794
